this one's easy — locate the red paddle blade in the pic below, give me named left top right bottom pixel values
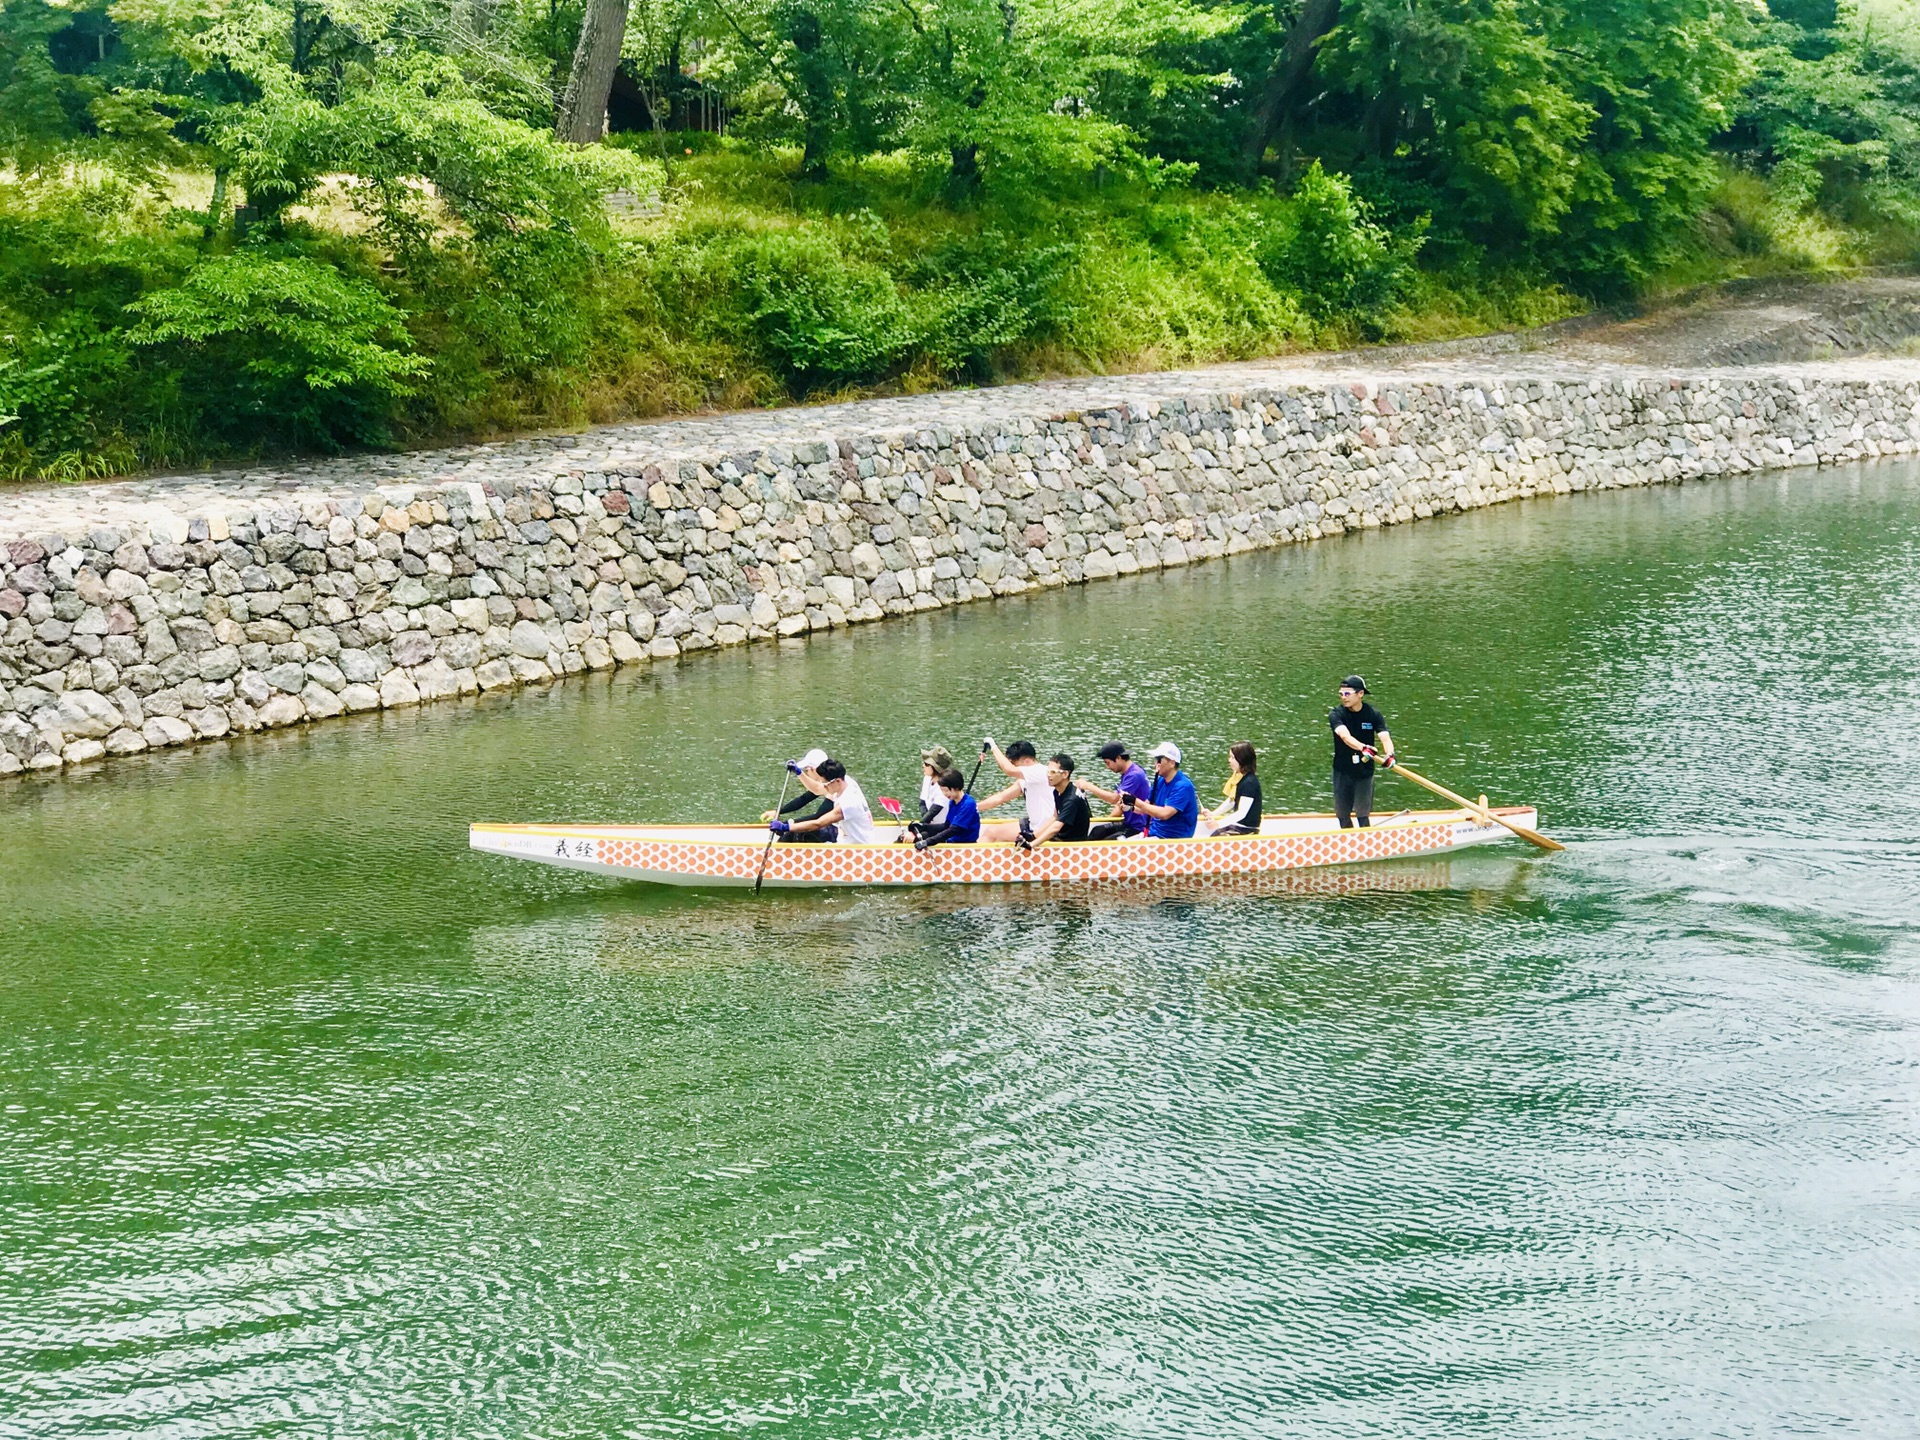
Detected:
left=878, top=797, right=903, bottom=817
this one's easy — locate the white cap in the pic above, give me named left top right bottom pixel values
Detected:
left=796, top=748, right=828, bottom=770
left=1148, top=742, right=1183, bottom=764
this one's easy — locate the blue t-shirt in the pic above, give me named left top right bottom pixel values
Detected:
left=943, top=793, right=981, bottom=843
left=1147, top=770, right=1198, bottom=838
left=1116, top=761, right=1152, bottom=834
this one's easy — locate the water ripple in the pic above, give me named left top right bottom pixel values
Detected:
left=6, top=463, right=1920, bottom=1436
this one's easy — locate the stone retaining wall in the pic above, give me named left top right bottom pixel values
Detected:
left=4, top=370, right=1917, bottom=776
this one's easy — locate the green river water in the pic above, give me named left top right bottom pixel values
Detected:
left=4, top=462, right=1919, bottom=1438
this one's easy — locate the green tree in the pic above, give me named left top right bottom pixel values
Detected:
left=1730, top=0, right=1920, bottom=228
left=1547, top=0, right=1748, bottom=287
left=1214, top=0, right=1748, bottom=285
left=692, top=0, right=908, bottom=175
left=890, top=0, right=1237, bottom=192
left=1317, top=0, right=1594, bottom=237
left=126, top=250, right=428, bottom=446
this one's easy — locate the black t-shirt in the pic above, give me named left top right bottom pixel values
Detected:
left=1052, top=787, right=1092, bottom=841
left=1228, top=773, right=1263, bottom=828
left=1330, top=702, right=1387, bottom=773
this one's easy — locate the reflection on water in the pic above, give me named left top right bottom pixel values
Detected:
left=4, top=463, right=1920, bottom=1438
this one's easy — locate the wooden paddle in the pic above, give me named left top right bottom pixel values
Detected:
left=1381, top=760, right=1565, bottom=852
left=754, top=767, right=795, bottom=894
left=966, top=741, right=991, bottom=793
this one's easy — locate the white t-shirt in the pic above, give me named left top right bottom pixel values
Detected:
left=919, top=775, right=951, bottom=826
left=1017, top=763, right=1056, bottom=828
left=832, top=776, right=880, bottom=844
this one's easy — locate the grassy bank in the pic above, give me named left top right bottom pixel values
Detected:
left=6, top=0, right=1919, bottom=483
left=2, top=148, right=1914, bottom=484
left=0, top=148, right=1565, bottom=482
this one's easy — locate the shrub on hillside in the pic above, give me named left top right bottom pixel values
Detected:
left=127, top=251, right=428, bottom=451
left=734, top=230, right=920, bottom=387
left=1258, top=163, right=1422, bottom=336
left=0, top=183, right=192, bottom=477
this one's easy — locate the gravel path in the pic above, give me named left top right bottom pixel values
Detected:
left=3, top=275, right=1917, bottom=550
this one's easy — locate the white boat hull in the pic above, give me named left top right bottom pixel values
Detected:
left=469, top=808, right=1542, bottom=888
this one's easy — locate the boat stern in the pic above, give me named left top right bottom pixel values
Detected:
left=470, top=823, right=618, bottom=874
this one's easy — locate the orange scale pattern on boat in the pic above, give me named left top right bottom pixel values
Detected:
left=594, top=821, right=1454, bottom=885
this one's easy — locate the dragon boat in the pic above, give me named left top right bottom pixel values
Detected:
left=469, top=805, right=1543, bottom=888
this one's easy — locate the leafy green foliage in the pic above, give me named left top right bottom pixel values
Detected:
left=1319, top=0, right=1593, bottom=239
left=905, top=229, right=1077, bottom=375
left=1308, top=0, right=1750, bottom=290
left=1729, top=0, right=1920, bottom=231
left=735, top=229, right=920, bottom=384
left=685, top=0, right=1236, bottom=187
left=1257, top=162, right=1421, bottom=332
left=126, top=250, right=428, bottom=447
left=0, top=177, right=189, bottom=474
left=0, top=0, right=1912, bottom=479
left=725, top=222, right=1081, bottom=388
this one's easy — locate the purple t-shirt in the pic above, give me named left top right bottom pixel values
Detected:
left=1116, top=762, right=1151, bottom=833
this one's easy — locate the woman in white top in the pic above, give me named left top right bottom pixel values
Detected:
left=919, top=746, right=958, bottom=826
left=898, top=745, right=959, bottom=844
left=978, top=739, right=1056, bottom=844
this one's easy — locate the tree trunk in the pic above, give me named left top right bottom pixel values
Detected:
left=947, top=142, right=980, bottom=200
left=205, top=166, right=229, bottom=240
left=555, top=0, right=629, bottom=145
left=1360, top=83, right=1398, bottom=161
left=467, top=0, right=501, bottom=41
left=784, top=9, right=835, bottom=178
left=1241, top=0, right=1340, bottom=174
left=290, top=0, right=332, bottom=74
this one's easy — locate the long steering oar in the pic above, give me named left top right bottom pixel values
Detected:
left=1383, top=760, right=1565, bottom=852
left=753, top=766, right=794, bottom=894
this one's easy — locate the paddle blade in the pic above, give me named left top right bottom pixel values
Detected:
left=878, top=797, right=903, bottom=818
left=1503, top=820, right=1566, bottom=852
left=1387, top=763, right=1564, bottom=852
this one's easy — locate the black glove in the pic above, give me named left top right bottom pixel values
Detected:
left=1118, top=791, right=1136, bottom=810
left=785, top=760, right=803, bottom=776
left=913, top=836, right=930, bottom=852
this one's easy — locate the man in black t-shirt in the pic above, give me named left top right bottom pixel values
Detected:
left=1330, top=675, right=1394, bottom=829
left=1022, top=754, right=1093, bottom=847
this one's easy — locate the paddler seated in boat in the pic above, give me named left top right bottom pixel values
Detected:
left=1330, top=675, right=1394, bottom=828
left=767, top=757, right=881, bottom=844
left=912, top=769, right=982, bottom=850
left=764, top=747, right=834, bottom=829
left=1018, top=754, right=1093, bottom=849
left=1123, top=742, right=1200, bottom=839
left=1201, top=742, right=1263, bottom=836
left=978, top=738, right=1057, bottom=845
left=899, top=745, right=958, bottom=843
left=1076, top=742, right=1152, bottom=840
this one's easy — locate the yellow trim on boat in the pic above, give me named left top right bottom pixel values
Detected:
left=469, top=807, right=1518, bottom=848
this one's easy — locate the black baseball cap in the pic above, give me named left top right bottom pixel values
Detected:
left=1341, top=675, right=1367, bottom=693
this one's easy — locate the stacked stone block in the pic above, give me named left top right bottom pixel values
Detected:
left=3, top=371, right=1917, bottom=776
